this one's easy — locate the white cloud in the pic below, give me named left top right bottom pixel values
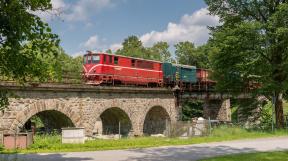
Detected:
left=140, top=8, right=220, bottom=47
left=82, top=35, right=107, bottom=50
left=33, top=0, right=66, bottom=21
left=35, top=0, right=114, bottom=22
left=77, top=35, right=121, bottom=55
left=63, top=0, right=114, bottom=22
left=76, top=8, right=219, bottom=55
left=51, top=0, right=66, bottom=9
left=109, top=43, right=122, bottom=51
left=71, top=51, right=85, bottom=58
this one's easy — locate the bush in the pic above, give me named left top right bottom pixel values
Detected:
left=257, top=102, right=273, bottom=130
left=240, top=101, right=274, bottom=131
left=29, top=134, right=61, bottom=149
left=181, top=100, right=203, bottom=121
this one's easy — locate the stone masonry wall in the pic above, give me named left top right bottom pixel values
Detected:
left=0, top=89, right=177, bottom=136
left=203, top=99, right=231, bottom=121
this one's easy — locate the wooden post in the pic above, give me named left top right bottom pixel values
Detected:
left=118, top=121, right=121, bottom=139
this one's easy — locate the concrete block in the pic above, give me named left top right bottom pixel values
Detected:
left=62, top=127, right=85, bottom=144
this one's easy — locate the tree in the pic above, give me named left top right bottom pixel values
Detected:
left=150, top=42, right=172, bottom=62
left=56, top=49, right=83, bottom=83
left=116, top=36, right=171, bottom=61
left=181, top=100, right=204, bottom=121
left=116, top=35, right=145, bottom=58
left=0, top=0, right=60, bottom=109
left=105, top=49, right=113, bottom=54
left=175, top=41, right=210, bottom=68
left=205, top=0, right=288, bottom=128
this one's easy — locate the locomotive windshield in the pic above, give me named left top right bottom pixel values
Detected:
left=83, top=55, right=87, bottom=64
left=83, top=55, right=100, bottom=64
left=92, top=55, right=100, bottom=64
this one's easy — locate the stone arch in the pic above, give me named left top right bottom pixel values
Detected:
left=99, top=107, right=132, bottom=136
left=143, top=106, right=171, bottom=135
left=23, top=110, right=75, bottom=133
left=9, top=100, right=80, bottom=133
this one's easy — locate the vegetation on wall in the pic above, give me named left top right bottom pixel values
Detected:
left=181, top=100, right=204, bottom=121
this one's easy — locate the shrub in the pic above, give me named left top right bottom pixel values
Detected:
left=29, top=134, right=61, bottom=149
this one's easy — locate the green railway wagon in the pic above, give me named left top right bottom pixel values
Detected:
left=162, top=63, right=197, bottom=84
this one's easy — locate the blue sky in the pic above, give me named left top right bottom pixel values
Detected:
left=38, top=0, right=219, bottom=56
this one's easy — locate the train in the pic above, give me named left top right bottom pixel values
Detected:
left=83, top=51, right=215, bottom=91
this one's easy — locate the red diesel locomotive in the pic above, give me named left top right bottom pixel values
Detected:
left=83, top=51, right=163, bottom=86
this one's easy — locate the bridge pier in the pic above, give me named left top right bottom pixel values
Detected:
left=237, top=96, right=268, bottom=125
left=203, top=99, right=231, bottom=122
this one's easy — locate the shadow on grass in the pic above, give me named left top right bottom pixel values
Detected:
left=0, top=146, right=256, bottom=161
left=125, top=145, right=257, bottom=161
left=0, top=153, right=92, bottom=161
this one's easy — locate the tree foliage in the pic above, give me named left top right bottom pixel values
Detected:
left=0, top=0, right=59, bottom=81
left=205, top=0, right=288, bottom=128
left=175, top=41, right=210, bottom=68
left=181, top=101, right=204, bottom=121
left=0, top=0, right=60, bottom=109
left=58, top=51, right=83, bottom=83
left=148, top=42, right=172, bottom=62
left=116, top=36, right=146, bottom=58
left=116, top=35, right=173, bottom=61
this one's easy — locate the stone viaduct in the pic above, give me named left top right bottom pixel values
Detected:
left=0, top=82, right=231, bottom=136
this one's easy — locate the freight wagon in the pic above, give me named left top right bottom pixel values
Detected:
left=162, top=63, right=197, bottom=89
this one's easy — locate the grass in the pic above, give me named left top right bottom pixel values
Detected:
left=200, top=151, right=288, bottom=161
left=2, top=126, right=288, bottom=153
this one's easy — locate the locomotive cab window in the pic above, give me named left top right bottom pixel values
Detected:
left=109, top=55, right=112, bottom=63
left=83, top=55, right=87, bottom=64
left=92, top=55, right=100, bottom=64
left=131, top=59, right=135, bottom=67
left=87, top=55, right=92, bottom=64
left=137, top=60, right=153, bottom=69
left=114, top=57, right=118, bottom=65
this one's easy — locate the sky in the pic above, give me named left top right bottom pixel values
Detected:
left=38, top=0, right=220, bottom=57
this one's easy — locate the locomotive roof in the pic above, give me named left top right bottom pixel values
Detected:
left=85, top=51, right=163, bottom=63
left=172, top=63, right=196, bottom=69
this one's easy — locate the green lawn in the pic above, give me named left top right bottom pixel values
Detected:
left=200, top=151, right=288, bottom=161
left=2, top=126, right=288, bottom=153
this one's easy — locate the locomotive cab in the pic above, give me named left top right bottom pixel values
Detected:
left=83, top=54, right=100, bottom=64
left=83, top=52, right=103, bottom=84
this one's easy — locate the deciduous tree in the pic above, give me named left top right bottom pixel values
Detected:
left=206, top=0, right=288, bottom=128
left=0, top=0, right=60, bottom=109
left=175, top=41, right=210, bottom=68
left=116, top=35, right=145, bottom=58
left=150, top=42, right=172, bottom=62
